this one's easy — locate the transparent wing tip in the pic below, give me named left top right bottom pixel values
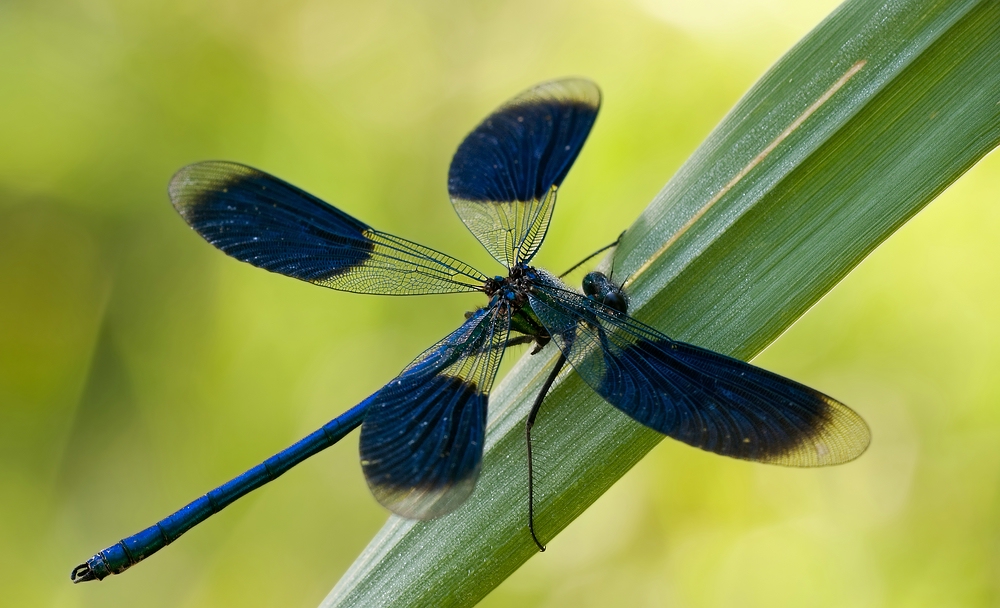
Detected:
left=766, top=396, right=871, bottom=467
left=369, top=476, right=479, bottom=520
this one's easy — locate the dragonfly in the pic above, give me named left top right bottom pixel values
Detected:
left=72, top=78, right=870, bottom=583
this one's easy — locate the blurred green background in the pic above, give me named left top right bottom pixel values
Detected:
left=2, top=0, right=998, bottom=606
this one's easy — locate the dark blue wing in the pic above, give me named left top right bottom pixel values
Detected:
left=448, top=79, right=601, bottom=268
left=170, top=162, right=487, bottom=295
left=359, top=304, right=511, bottom=519
left=527, top=271, right=870, bottom=466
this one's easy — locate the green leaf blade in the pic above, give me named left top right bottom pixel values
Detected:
left=325, top=0, right=1000, bottom=605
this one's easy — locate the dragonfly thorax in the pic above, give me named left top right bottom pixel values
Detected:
left=483, top=264, right=539, bottom=310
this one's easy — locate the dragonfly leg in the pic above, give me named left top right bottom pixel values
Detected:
left=504, top=335, right=536, bottom=348
left=525, top=353, right=567, bottom=552
left=558, top=230, right=625, bottom=278
left=504, top=334, right=550, bottom=354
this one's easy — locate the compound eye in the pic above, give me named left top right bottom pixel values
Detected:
left=581, top=272, right=599, bottom=297
left=603, top=291, right=628, bottom=314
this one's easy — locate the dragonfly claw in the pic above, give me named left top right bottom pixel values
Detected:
left=70, top=562, right=97, bottom=583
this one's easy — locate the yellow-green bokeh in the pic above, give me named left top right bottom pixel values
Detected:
left=2, top=1, right=998, bottom=606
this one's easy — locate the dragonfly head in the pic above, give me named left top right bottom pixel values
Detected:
left=582, top=271, right=628, bottom=314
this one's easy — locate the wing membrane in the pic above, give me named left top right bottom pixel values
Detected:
left=359, top=304, right=511, bottom=519
left=448, top=79, right=601, bottom=268
left=528, top=272, right=870, bottom=467
left=170, top=161, right=487, bottom=295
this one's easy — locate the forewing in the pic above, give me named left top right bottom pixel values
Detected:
left=448, top=79, right=601, bottom=268
left=528, top=273, right=870, bottom=467
left=359, top=304, right=511, bottom=519
left=170, top=161, right=487, bottom=295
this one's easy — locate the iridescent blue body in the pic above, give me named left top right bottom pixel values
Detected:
left=73, top=403, right=367, bottom=581
left=73, top=78, right=870, bottom=583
